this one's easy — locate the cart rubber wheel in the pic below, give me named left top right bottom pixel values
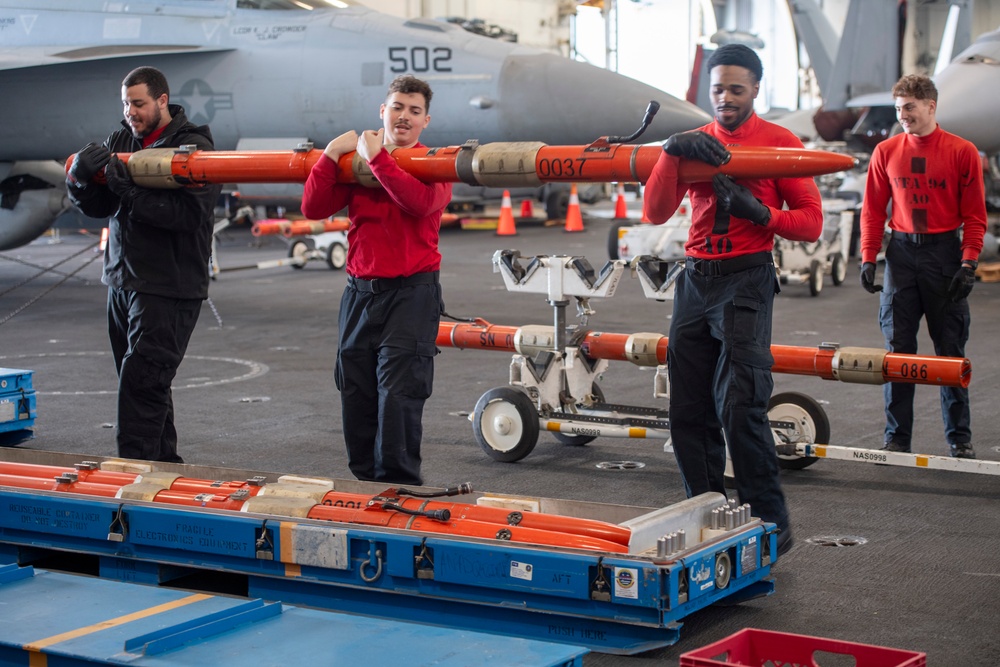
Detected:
left=808, top=259, right=824, bottom=296
left=326, top=242, right=347, bottom=270
left=288, top=240, right=310, bottom=269
left=472, top=387, right=540, bottom=462
left=546, top=189, right=570, bottom=221
left=607, top=222, right=628, bottom=259
left=769, top=392, right=828, bottom=470
left=552, top=383, right=605, bottom=445
left=831, top=252, right=846, bottom=286
left=714, top=551, right=732, bottom=589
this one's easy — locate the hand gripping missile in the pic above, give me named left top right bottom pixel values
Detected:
left=66, top=140, right=858, bottom=189
left=436, top=320, right=971, bottom=388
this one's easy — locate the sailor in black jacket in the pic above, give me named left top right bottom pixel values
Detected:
left=67, top=66, right=222, bottom=462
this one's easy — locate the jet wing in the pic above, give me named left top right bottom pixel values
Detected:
left=0, top=44, right=233, bottom=71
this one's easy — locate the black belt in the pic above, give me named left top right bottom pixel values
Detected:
left=891, top=229, right=959, bottom=245
left=347, top=271, right=438, bottom=294
left=686, top=251, right=773, bottom=277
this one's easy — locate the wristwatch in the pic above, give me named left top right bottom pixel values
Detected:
left=962, top=260, right=978, bottom=270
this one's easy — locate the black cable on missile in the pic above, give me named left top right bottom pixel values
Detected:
left=605, top=100, right=661, bottom=144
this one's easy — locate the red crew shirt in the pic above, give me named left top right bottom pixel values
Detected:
left=644, top=113, right=823, bottom=258
left=860, top=125, right=986, bottom=265
left=301, top=144, right=452, bottom=279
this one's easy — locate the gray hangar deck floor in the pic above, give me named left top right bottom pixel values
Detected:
left=1, top=213, right=998, bottom=665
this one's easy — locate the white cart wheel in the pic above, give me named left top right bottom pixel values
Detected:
left=288, top=240, right=310, bottom=269
left=831, top=252, right=847, bottom=286
left=472, top=387, right=540, bottom=462
left=769, top=392, right=828, bottom=470
left=326, top=242, right=347, bottom=270
left=808, top=259, right=824, bottom=296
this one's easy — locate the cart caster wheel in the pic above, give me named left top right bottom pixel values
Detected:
left=326, top=242, right=347, bottom=270
left=831, top=252, right=846, bottom=286
left=808, top=259, right=823, bottom=296
left=288, top=240, right=311, bottom=269
left=552, top=383, right=604, bottom=445
left=714, top=551, right=732, bottom=589
left=724, top=391, right=827, bottom=486
left=607, top=222, right=630, bottom=259
left=769, top=392, right=827, bottom=470
left=472, top=387, right=540, bottom=462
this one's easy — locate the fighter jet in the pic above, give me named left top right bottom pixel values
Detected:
left=934, top=25, right=1000, bottom=156
left=0, top=0, right=710, bottom=251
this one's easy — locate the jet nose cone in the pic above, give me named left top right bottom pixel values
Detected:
left=934, top=63, right=998, bottom=154
left=933, top=35, right=1000, bottom=154
left=497, top=54, right=710, bottom=145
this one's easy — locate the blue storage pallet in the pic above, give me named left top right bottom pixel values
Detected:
left=0, top=368, right=35, bottom=443
left=0, top=455, right=778, bottom=655
left=0, top=564, right=586, bottom=666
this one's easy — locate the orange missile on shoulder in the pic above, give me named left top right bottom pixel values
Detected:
left=66, top=140, right=857, bottom=190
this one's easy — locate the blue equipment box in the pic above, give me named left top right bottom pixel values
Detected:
left=0, top=368, right=35, bottom=435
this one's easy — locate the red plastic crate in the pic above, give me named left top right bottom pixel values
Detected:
left=679, top=628, right=926, bottom=667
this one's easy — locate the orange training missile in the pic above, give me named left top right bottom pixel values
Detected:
left=0, top=461, right=139, bottom=486
left=306, top=503, right=629, bottom=553
left=436, top=320, right=971, bottom=388
left=282, top=217, right=350, bottom=238
left=66, top=141, right=857, bottom=190
left=0, top=462, right=627, bottom=553
left=0, top=473, right=122, bottom=497
left=250, top=219, right=292, bottom=237
left=317, top=490, right=631, bottom=546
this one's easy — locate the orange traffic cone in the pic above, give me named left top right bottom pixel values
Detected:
left=496, top=189, right=517, bottom=236
left=564, top=184, right=584, bottom=233
left=614, top=183, right=628, bottom=219
left=519, top=198, right=534, bottom=218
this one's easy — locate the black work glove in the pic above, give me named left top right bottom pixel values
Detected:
left=859, top=261, right=882, bottom=293
left=104, top=156, right=136, bottom=200
left=69, top=142, right=111, bottom=185
left=948, top=265, right=976, bottom=302
left=712, top=174, right=771, bottom=226
left=663, top=131, right=730, bottom=167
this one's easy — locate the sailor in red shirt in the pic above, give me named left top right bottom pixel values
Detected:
left=644, top=44, right=823, bottom=557
left=302, top=75, right=452, bottom=485
left=859, top=74, right=986, bottom=459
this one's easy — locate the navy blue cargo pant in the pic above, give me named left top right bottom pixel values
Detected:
left=880, top=233, right=971, bottom=448
left=667, top=261, right=789, bottom=534
left=336, top=272, right=442, bottom=486
left=108, top=288, right=201, bottom=463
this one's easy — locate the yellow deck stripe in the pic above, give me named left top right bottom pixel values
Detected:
left=25, top=593, right=211, bottom=651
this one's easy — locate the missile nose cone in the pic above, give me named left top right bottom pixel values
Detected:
left=497, top=53, right=710, bottom=145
